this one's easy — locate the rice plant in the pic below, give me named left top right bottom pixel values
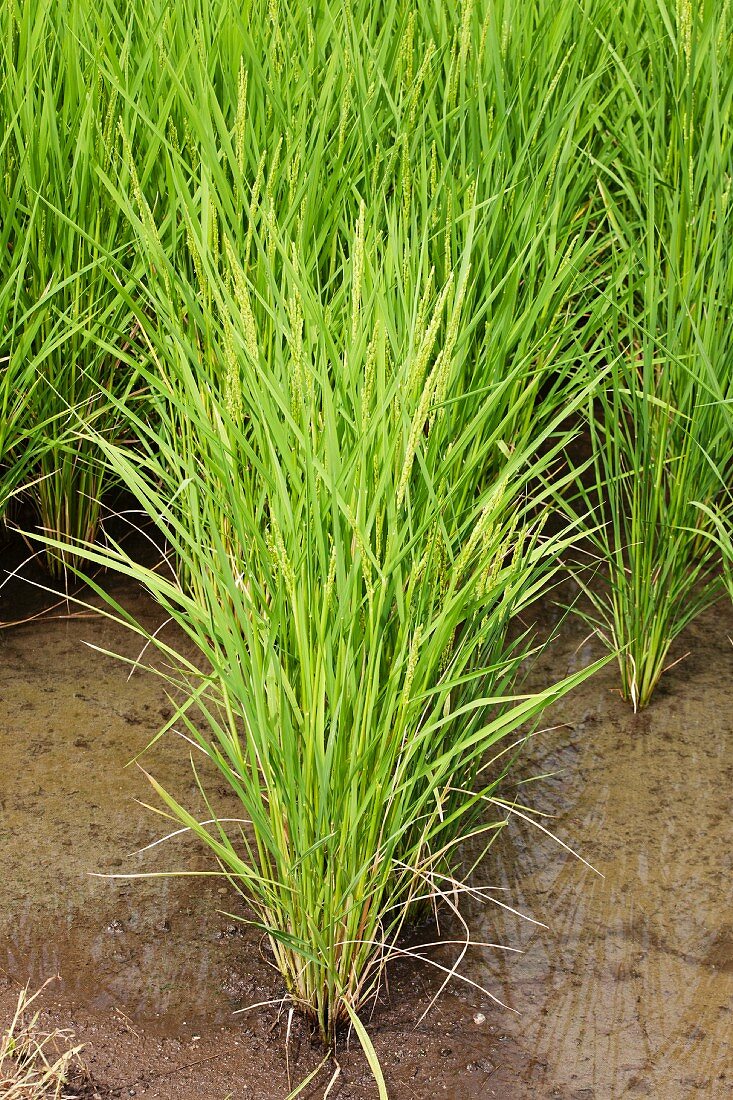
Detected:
left=58, top=3, right=613, bottom=1042
left=0, top=0, right=174, bottom=576
left=560, top=0, right=733, bottom=708
left=64, top=221, right=604, bottom=1052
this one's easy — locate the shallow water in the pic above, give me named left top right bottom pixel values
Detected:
left=470, top=601, right=733, bottom=1096
left=0, top=570, right=264, bottom=1031
left=1, top=561, right=731, bottom=1095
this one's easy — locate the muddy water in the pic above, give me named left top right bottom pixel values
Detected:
left=0, top=567, right=271, bottom=1033
left=1, top=557, right=732, bottom=1096
left=469, top=601, right=733, bottom=1096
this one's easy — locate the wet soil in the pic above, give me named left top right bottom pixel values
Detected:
left=1, top=544, right=731, bottom=1098
left=468, top=601, right=733, bottom=1098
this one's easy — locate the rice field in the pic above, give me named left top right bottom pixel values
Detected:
left=1, top=0, right=731, bottom=1096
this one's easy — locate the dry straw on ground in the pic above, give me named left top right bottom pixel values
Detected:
left=0, top=978, right=86, bottom=1100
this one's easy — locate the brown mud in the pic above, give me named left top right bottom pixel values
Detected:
left=1, top=545, right=731, bottom=1098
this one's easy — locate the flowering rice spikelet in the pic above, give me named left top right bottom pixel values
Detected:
left=225, top=237, right=259, bottom=365
left=266, top=514, right=296, bottom=605
left=351, top=200, right=366, bottom=343
left=445, top=35, right=459, bottom=110
left=338, top=49, right=352, bottom=157
left=455, top=476, right=510, bottom=582
left=245, top=150, right=267, bottom=267
left=324, top=537, right=337, bottom=611
left=501, top=18, right=511, bottom=57
left=409, top=41, right=435, bottom=127
left=120, top=125, right=171, bottom=299
left=429, top=141, right=438, bottom=223
left=459, top=0, right=474, bottom=71
left=443, top=188, right=453, bottom=276
left=209, top=198, right=219, bottom=267
left=532, top=47, right=574, bottom=146
left=400, top=624, right=423, bottom=711
left=362, top=318, right=380, bottom=433
left=223, top=322, right=244, bottom=425
left=185, top=213, right=207, bottom=303
left=405, top=270, right=452, bottom=401
left=287, top=249, right=305, bottom=409
left=401, top=135, right=411, bottom=226
left=414, top=266, right=435, bottom=357
left=677, top=0, right=693, bottom=69
left=396, top=274, right=455, bottom=508
left=717, top=0, right=731, bottom=53
left=432, top=263, right=470, bottom=425
left=235, top=61, right=248, bottom=177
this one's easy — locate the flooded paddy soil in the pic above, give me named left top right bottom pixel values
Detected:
left=1, top=545, right=731, bottom=1098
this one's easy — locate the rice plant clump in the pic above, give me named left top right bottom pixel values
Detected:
left=66, top=169, right=609, bottom=1063
left=559, top=0, right=733, bottom=708
left=0, top=0, right=164, bottom=576
left=42, top=0, right=613, bottom=1054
